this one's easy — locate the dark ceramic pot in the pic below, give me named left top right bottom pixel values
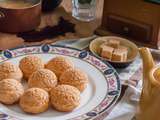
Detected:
left=42, top=0, right=62, bottom=12
left=0, top=0, right=41, bottom=33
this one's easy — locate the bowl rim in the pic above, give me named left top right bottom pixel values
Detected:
left=0, top=0, right=41, bottom=10
left=89, top=36, right=139, bottom=64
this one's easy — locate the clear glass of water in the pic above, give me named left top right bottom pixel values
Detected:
left=72, top=0, right=96, bottom=22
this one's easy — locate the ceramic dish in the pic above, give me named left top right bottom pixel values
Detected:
left=0, top=45, right=121, bottom=120
left=89, top=36, right=138, bottom=68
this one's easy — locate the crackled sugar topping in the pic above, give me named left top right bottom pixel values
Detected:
left=59, top=68, right=88, bottom=92
left=45, top=56, right=74, bottom=77
left=0, top=79, right=24, bottom=104
left=28, top=69, right=57, bottom=91
left=20, top=88, right=49, bottom=114
left=50, top=85, right=80, bottom=112
left=19, top=55, right=44, bottom=79
left=0, top=62, right=23, bottom=81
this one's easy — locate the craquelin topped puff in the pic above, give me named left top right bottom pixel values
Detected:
left=0, top=62, right=23, bottom=81
left=50, top=85, right=80, bottom=112
left=20, top=88, right=49, bottom=114
left=45, top=56, right=74, bottom=78
left=59, top=68, right=88, bottom=92
left=0, top=55, right=88, bottom=114
left=28, top=69, right=57, bottom=92
left=0, top=79, right=24, bottom=104
left=19, top=55, right=44, bottom=79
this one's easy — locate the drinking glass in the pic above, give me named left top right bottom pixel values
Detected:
left=72, top=0, right=96, bottom=22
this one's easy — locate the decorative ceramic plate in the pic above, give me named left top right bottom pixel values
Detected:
left=0, top=45, right=121, bottom=120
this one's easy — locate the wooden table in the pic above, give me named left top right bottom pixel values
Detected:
left=0, top=0, right=104, bottom=50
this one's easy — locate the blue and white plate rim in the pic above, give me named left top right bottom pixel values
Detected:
left=0, top=44, right=121, bottom=120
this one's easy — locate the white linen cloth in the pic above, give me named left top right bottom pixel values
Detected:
left=106, top=81, right=142, bottom=120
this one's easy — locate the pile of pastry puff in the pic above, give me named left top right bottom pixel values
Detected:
left=0, top=55, right=88, bottom=114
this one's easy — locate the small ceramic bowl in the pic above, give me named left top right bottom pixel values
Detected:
left=89, top=36, right=138, bottom=68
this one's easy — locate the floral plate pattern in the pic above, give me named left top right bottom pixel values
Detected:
left=0, top=45, right=121, bottom=120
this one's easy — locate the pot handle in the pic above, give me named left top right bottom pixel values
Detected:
left=0, top=11, right=5, bottom=19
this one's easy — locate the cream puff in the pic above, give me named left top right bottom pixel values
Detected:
left=50, top=85, right=80, bottom=112
left=28, top=69, right=57, bottom=92
left=19, top=55, right=44, bottom=79
left=45, top=56, right=74, bottom=78
left=20, top=88, right=49, bottom=114
left=59, top=68, right=88, bottom=92
left=0, top=79, right=24, bottom=104
left=0, top=62, right=23, bottom=81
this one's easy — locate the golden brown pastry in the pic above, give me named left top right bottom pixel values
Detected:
left=28, top=69, right=57, bottom=92
left=20, top=88, right=49, bottom=114
left=50, top=85, right=80, bottom=112
left=0, top=79, right=24, bottom=104
left=19, top=55, right=44, bottom=79
left=0, top=62, right=23, bottom=81
left=59, top=68, right=88, bottom=92
left=45, top=56, right=74, bottom=78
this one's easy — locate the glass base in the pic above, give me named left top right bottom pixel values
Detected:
left=72, top=14, right=95, bottom=22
